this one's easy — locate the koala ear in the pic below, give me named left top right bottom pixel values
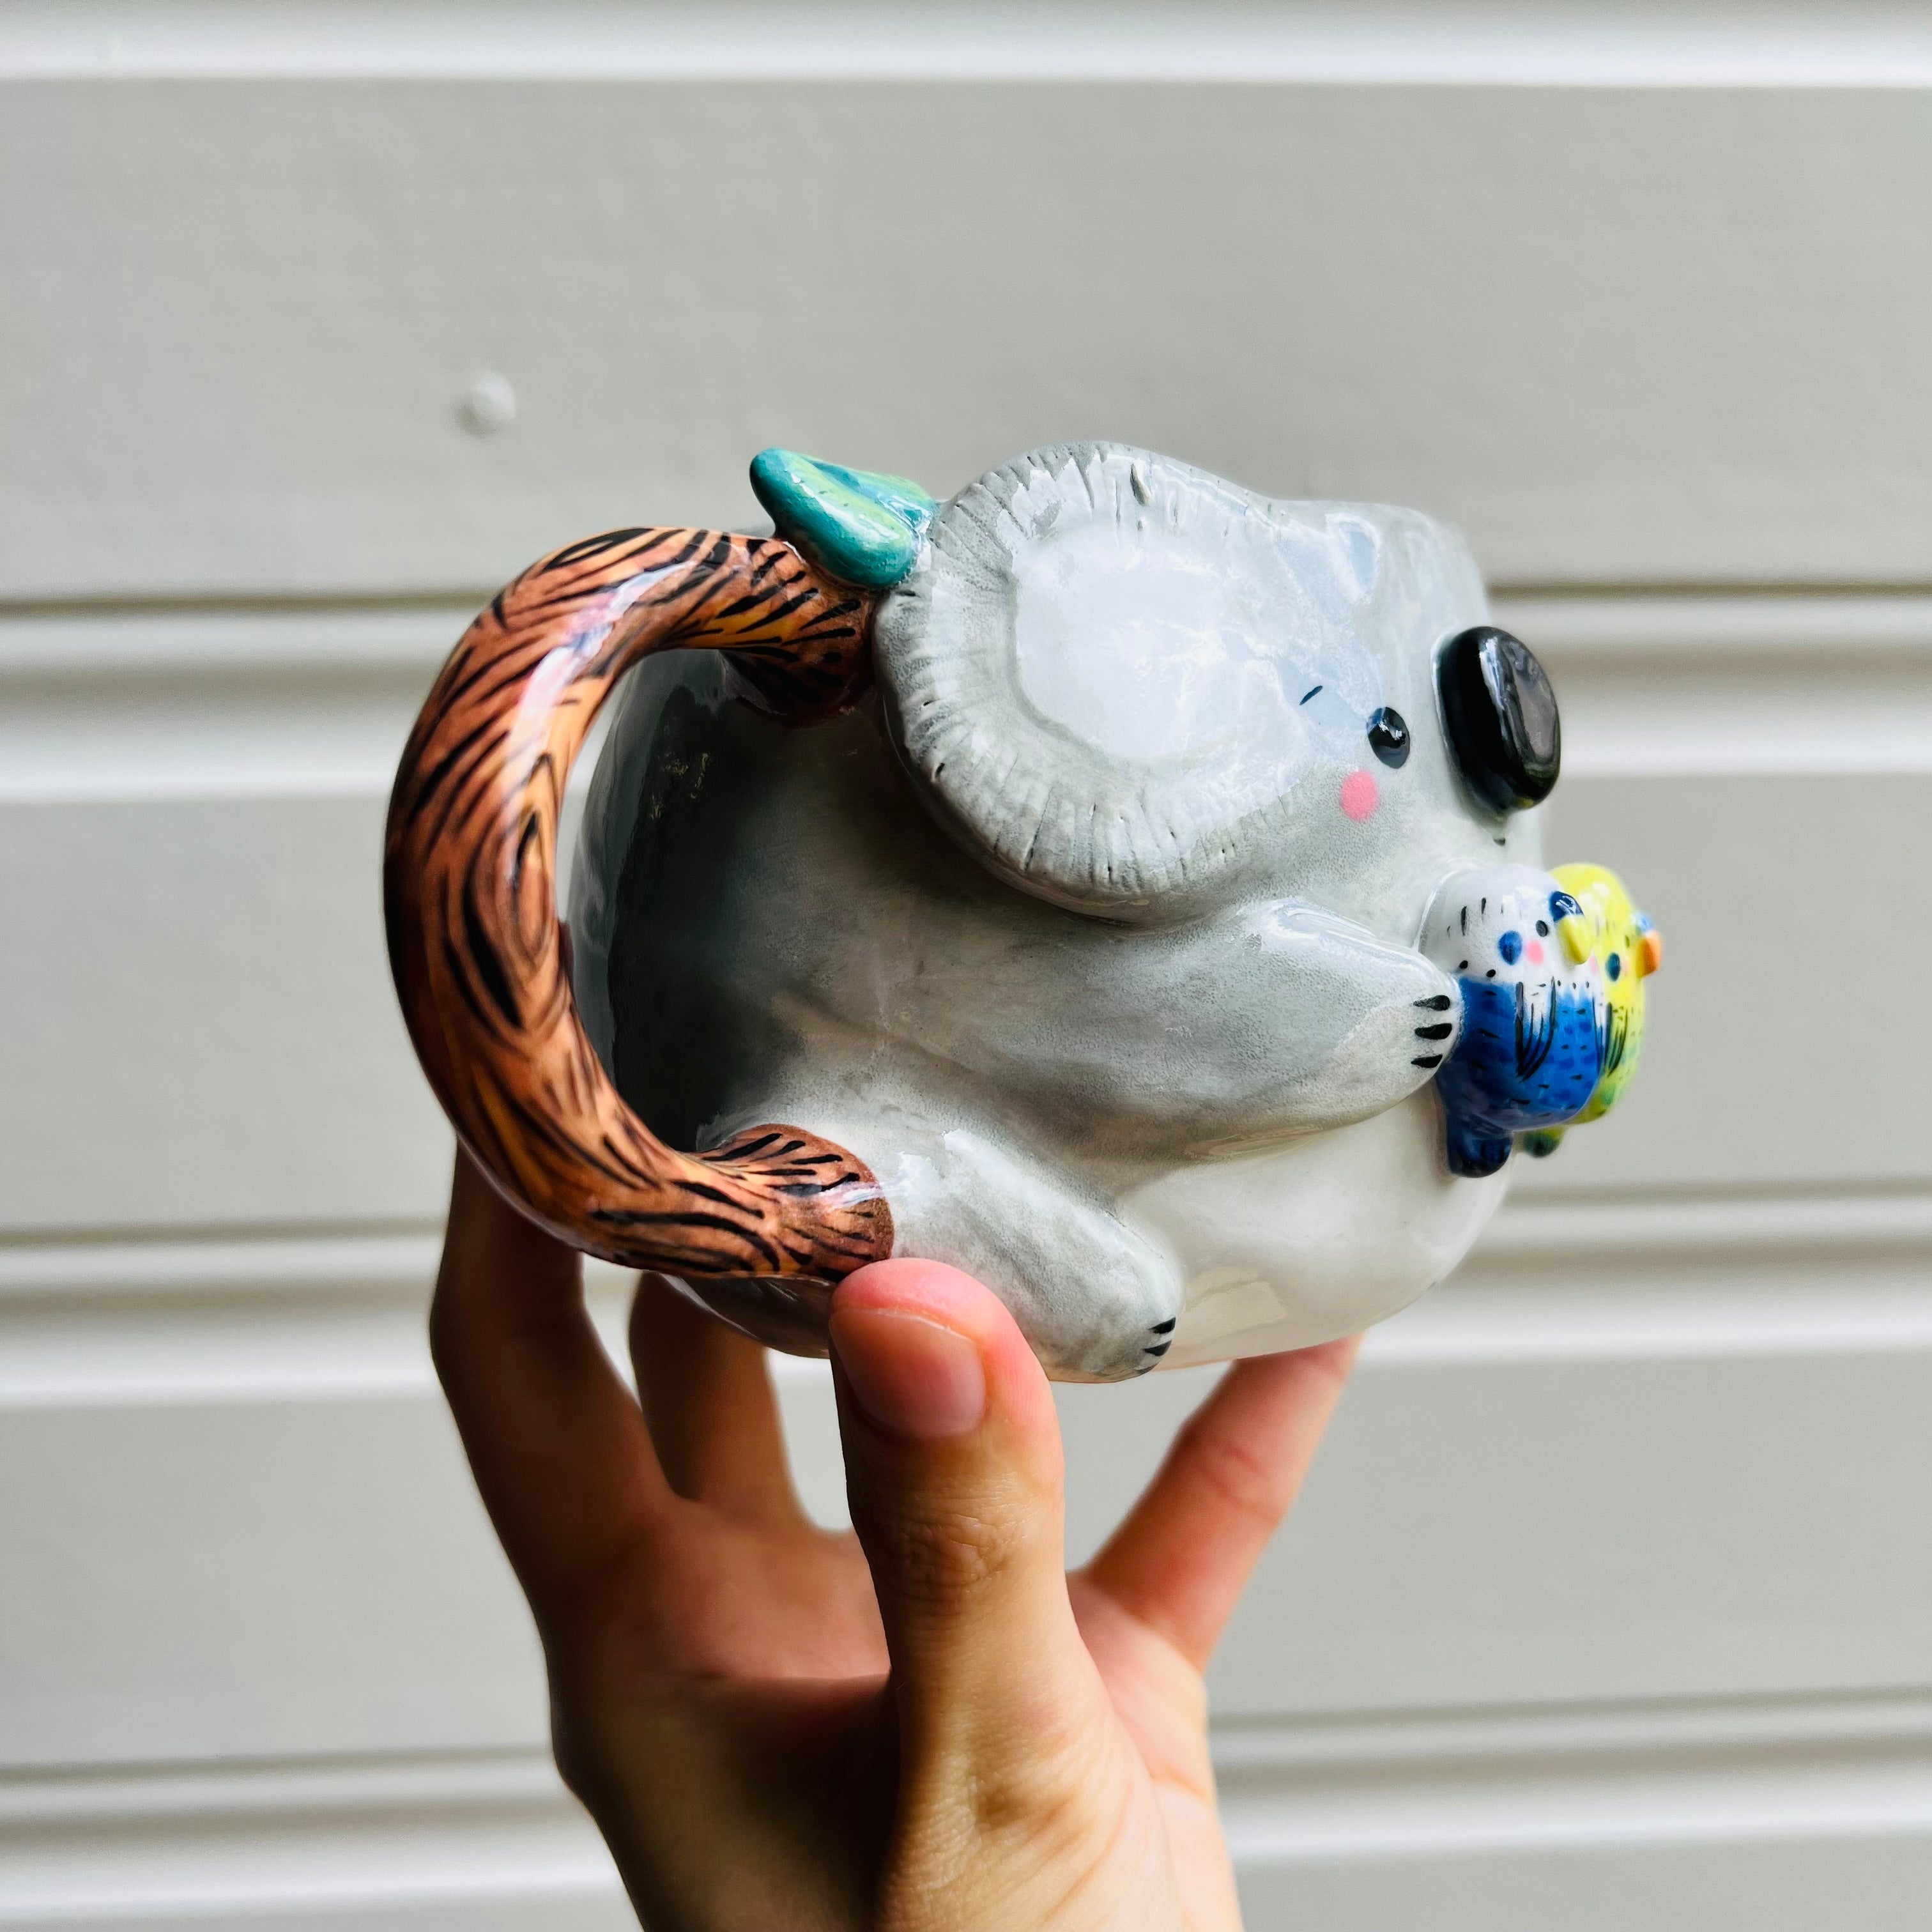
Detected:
left=875, top=443, right=1352, bottom=923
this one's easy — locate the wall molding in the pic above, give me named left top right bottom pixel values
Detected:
left=3, top=1689, right=1928, bottom=1919
left=1492, top=590, right=1932, bottom=659
left=1, top=590, right=1926, bottom=804
left=1480, top=1184, right=1932, bottom=1262
left=1220, top=1689, right=1932, bottom=1869
left=0, top=1747, right=619, bottom=1922
left=1494, top=592, right=1932, bottom=778
left=0, top=1185, right=1925, bottom=1406
left=0, top=608, right=461, bottom=806
left=6, top=588, right=1926, bottom=675
left=1216, top=1685, right=1932, bottom=1776
left=4, top=2, right=1930, bottom=86
left=3, top=1182, right=1922, bottom=1300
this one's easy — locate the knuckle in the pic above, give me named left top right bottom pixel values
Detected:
left=972, top=1715, right=1112, bottom=1836
left=424, top=1288, right=461, bottom=1381
left=546, top=1690, right=613, bottom=1813
left=868, top=1499, right=1032, bottom=1614
left=1174, top=1419, right=1292, bottom=1531
left=884, top=1724, right=1128, bottom=1930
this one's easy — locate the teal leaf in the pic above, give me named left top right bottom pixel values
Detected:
left=749, top=448, right=935, bottom=589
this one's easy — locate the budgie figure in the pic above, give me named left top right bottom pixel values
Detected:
left=1420, top=866, right=1606, bottom=1178
left=1520, top=862, right=1662, bottom=1157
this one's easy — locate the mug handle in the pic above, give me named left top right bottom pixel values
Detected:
left=383, top=525, right=894, bottom=1282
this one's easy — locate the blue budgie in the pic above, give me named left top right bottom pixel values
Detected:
left=1419, top=865, right=1606, bottom=1177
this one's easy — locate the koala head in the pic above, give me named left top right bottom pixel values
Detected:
left=871, top=443, right=1561, bottom=929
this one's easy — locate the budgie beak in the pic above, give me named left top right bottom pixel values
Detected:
left=1639, top=927, right=1663, bottom=977
left=1558, top=912, right=1595, bottom=965
left=1547, top=888, right=1596, bottom=965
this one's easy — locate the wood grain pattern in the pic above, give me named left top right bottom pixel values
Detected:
left=382, top=526, right=894, bottom=1280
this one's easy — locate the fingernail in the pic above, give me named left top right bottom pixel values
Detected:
left=831, top=1308, right=987, bottom=1440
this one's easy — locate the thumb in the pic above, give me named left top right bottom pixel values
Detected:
left=829, top=1261, right=1100, bottom=1768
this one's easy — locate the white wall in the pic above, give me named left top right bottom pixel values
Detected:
left=2, top=4, right=1928, bottom=1925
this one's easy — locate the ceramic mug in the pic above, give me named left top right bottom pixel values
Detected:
left=385, top=442, right=1657, bottom=1381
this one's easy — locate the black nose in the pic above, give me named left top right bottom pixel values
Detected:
left=1437, top=627, right=1561, bottom=813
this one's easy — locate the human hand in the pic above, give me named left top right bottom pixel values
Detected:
left=432, top=1153, right=1358, bottom=1930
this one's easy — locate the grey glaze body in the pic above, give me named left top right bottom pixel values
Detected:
left=571, top=445, right=1538, bottom=1379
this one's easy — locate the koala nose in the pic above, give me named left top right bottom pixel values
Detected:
left=1438, top=626, right=1561, bottom=815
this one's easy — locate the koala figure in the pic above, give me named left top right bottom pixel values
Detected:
left=565, top=443, right=1574, bottom=1379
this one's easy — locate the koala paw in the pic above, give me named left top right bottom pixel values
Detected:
left=873, top=1122, right=1185, bottom=1383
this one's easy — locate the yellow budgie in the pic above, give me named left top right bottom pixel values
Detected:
left=1520, top=862, right=1661, bottom=1156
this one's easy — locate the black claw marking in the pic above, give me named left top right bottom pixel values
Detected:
left=1142, top=1340, right=1172, bottom=1358
left=1414, top=1022, right=1453, bottom=1041
left=1414, top=993, right=1453, bottom=1010
left=1150, top=1317, right=1177, bottom=1333
left=1412, top=1053, right=1445, bottom=1068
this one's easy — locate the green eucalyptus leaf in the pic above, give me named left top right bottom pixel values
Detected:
left=749, top=448, right=935, bottom=589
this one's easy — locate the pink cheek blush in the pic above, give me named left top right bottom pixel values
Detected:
left=1338, top=769, right=1379, bottom=821
left=1527, top=940, right=1545, bottom=964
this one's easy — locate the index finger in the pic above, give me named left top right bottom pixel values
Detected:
left=1079, top=1338, right=1360, bottom=1669
left=429, top=1151, right=672, bottom=1630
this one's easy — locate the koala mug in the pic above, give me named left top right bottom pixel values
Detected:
left=385, top=443, right=1657, bottom=1381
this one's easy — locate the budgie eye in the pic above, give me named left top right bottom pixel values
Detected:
left=1366, top=707, right=1411, bottom=768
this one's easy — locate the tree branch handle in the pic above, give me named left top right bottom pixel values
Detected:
left=383, top=526, right=894, bottom=1281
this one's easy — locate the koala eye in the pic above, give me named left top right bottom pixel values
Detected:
left=1438, top=627, right=1560, bottom=813
left=1366, top=707, right=1410, bottom=768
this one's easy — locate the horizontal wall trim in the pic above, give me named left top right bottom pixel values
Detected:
left=1492, top=591, right=1932, bottom=659
left=0, top=607, right=459, bottom=806
left=0, top=607, right=473, bottom=681
left=0, top=1745, right=561, bottom=1829
left=0, top=1187, right=1924, bottom=1406
left=1, top=592, right=1926, bottom=803
left=1482, top=1186, right=1932, bottom=1263
left=4, top=1188, right=1925, bottom=1280
left=4, top=1, right=1930, bottom=86
left=1223, top=1747, right=1932, bottom=1872
left=6, top=591, right=1923, bottom=683
left=1222, top=1689, right=1932, bottom=1865
left=0, top=1230, right=443, bottom=1302
left=1216, top=1687, right=1932, bottom=1775
left=1498, top=589, right=1932, bottom=778
left=0, top=1749, right=615, bottom=1919
left=4, top=1690, right=1929, bottom=1917
left=1372, top=1293, right=1932, bottom=1370
left=3, top=1184, right=1920, bottom=1298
